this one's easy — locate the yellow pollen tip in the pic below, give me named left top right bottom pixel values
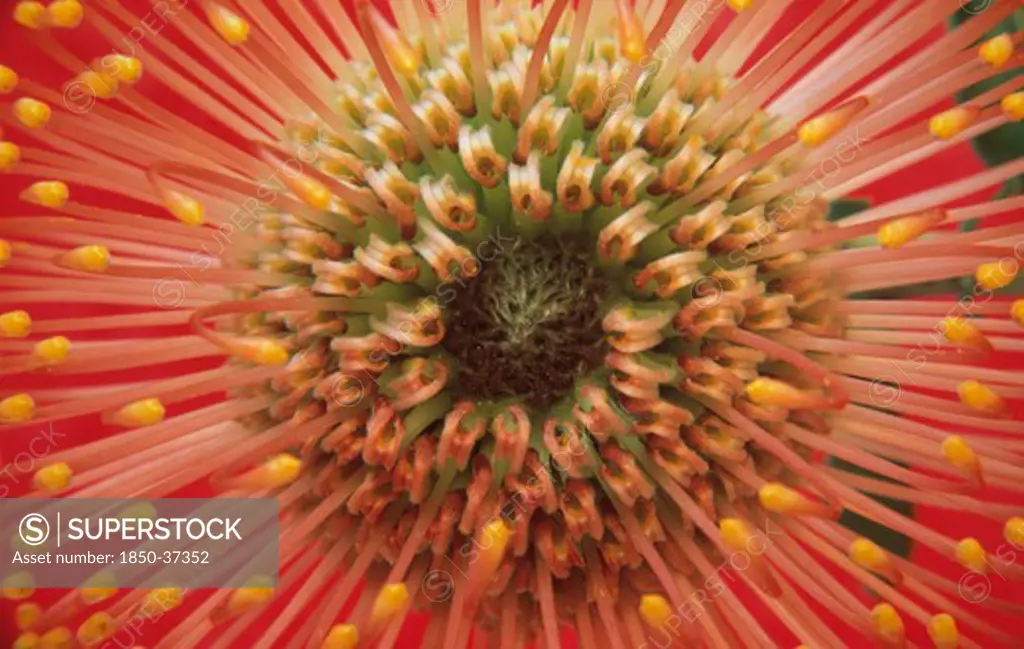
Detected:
left=0, top=141, right=21, bottom=169
left=876, top=209, right=944, bottom=248
left=162, top=190, right=205, bottom=225
left=0, top=310, right=32, bottom=337
left=143, top=587, right=184, bottom=613
left=25, top=181, right=70, bottom=208
left=1, top=572, right=34, bottom=600
left=40, top=627, right=72, bottom=649
left=321, top=624, right=359, bottom=649
left=13, top=632, right=40, bottom=649
left=0, top=239, right=10, bottom=267
left=13, top=2, right=48, bottom=29
left=615, top=0, right=647, bottom=63
left=370, top=583, right=409, bottom=625
left=870, top=603, right=904, bottom=645
left=0, top=65, right=19, bottom=94
left=0, top=393, right=35, bottom=423
left=1004, top=517, right=1024, bottom=547
left=291, top=175, right=333, bottom=210
left=368, top=8, right=421, bottom=77
left=15, top=601, right=41, bottom=631
left=477, top=518, right=512, bottom=563
left=1012, top=300, right=1024, bottom=328
left=957, top=380, right=1006, bottom=414
left=62, top=244, right=111, bottom=273
left=230, top=337, right=291, bottom=366
left=257, top=453, right=302, bottom=487
left=979, top=33, right=1014, bottom=68
left=1003, top=92, right=1024, bottom=120
left=206, top=3, right=250, bottom=45
left=76, top=69, right=119, bottom=100
left=940, top=317, right=989, bottom=350
left=48, top=0, right=84, bottom=28
left=638, top=594, right=673, bottom=628
left=758, top=482, right=821, bottom=515
left=975, top=260, right=1018, bottom=290
left=928, top=613, right=958, bottom=649
left=13, top=97, right=51, bottom=128
left=33, top=461, right=72, bottom=491
left=81, top=585, right=118, bottom=605
left=718, top=517, right=753, bottom=551
left=33, top=335, right=71, bottom=364
left=228, top=576, right=275, bottom=614
left=849, top=537, right=889, bottom=571
left=929, top=106, right=978, bottom=140
left=955, top=537, right=987, bottom=573
left=112, top=398, right=166, bottom=428
left=941, top=435, right=978, bottom=473
left=77, top=612, right=115, bottom=645
left=107, top=55, right=143, bottom=84
left=744, top=377, right=820, bottom=409
left=727, top=0, right=754, bottom=10
left=797, top=97, right=868, bottom=147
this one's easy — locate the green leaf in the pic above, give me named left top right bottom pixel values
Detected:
left=829, top=457, right=914, bottom=558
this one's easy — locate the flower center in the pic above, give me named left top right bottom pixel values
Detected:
left=443, top=233, right=608, bottom=409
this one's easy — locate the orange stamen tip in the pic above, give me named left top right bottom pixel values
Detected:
left=957, top=380, right=1006, bottom=414
left=727, top=0, right=754, bottom=10
left=228, top=337, right=291, bottom=366
left=0, top=240, right=10, bottom=267
left=0, top=141, right=21, bottom=169
left=34, top=461, right=72, bottom=491
left=367, top=7, right=421, bottom=77
left=0, top=65, right=17, bottom=94
left=33, top=335, right=71, bottom=365
left=1003, top=93, right=1024, bottom=121
left=48, top=0, right=84, bottom=28
left=638, top=594, right=673, bottom=628
left=228, top=576, right=275, bottom=614
left=23, top=181, right=70, bottom=208
left=13, top=97, right=51, bottom=128
left=162, top=190, right=205, bottom=225
left=929, top=106, right=979, bottom=140
left=759, top=482, right=835, bottom=517
left=939, top=317, right=990, bottom=351
left=1004, top=517, right=1024, bottom=547
left=1, top=572, right=34, bottom=600
left=41, top=627, right=72, bottom=648
left=941, top=435, right=982, bottom=478
left=876, top=209, right=945, bottom=248
left=744, top=377, right=825, bottom=409
left=240, top=453, right=302, bottom=489
left=13, top=2, right=48, bottom=29
left=370, top=583, right=409, bottom=626
left=979, top=34, right=1014, bottom=68
left=927, top=614, right=958, bottom=649
left=954, top=537, right=987, bottom=573
left=14, top=602, right=41, bottom=631
left=975, top=260, right=1018, bottom=291
left=0, top=393, right=35, bottom=423
left=110, top=398, right=166, bottom=428
left=59, top=244, right=110, bottom=273
left=615, top=0, right=647, bottom=63
left=797, top=97, right=868, bottom=147
left=77, top=612, right=115, bottom=645
left=106, top=55, right=143, bottom=84
left=870, top=603, right=905, bottom=647
left=206, top=3, right=250, bottom=45
left=290, top=174, right=334, bottom=211
left=1011, top=300, right=1024, bottom=328
left=322, top=624, right=359, bottom=649
left=849, top=538, right=898, bottom=581
left=0, top=310, right=32, bottom=338
left=13, top=632, right=40, bottom=649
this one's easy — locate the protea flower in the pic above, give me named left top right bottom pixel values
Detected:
left=1, top=0, right=1023, bottom=647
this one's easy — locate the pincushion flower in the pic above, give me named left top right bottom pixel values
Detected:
left=0, top=0, right=1023, bottom=647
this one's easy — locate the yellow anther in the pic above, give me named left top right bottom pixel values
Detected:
left=976, top=260, right=1018, bottom=290
left=0, top=141, right=21, bottom=169
left=236, top=453, right=302, bottom=489
left=161, top=190, right=204, bottom=225
left=367, top=7, right=421, bottom=77
left=638, top=594, right=673, bottom=628
left=718, top=518, right=753, bottom=551
left=0, top=239, right=10, bottom=267
left=1012, top=300, right=1024, bottom=328
left=13, top=98, right=51, bottom=128
left=111, top=398, right=166, bottom=428
left=979, top=33, right=1014, bottom=68
left=61, top=244, right=110, bottom=273
left=0, top=65, right=17, bottom=93
left=289, top=174, right=334, bottom=210
left=14, top=2, right=48, bottom=29
left=759, top=482, right=833, bottom=517
left=105, top=55, right=143, bottom=84
left=80, top=573, right=118, bottom=604
left=34, top=462, right=72, bottom=491
left=877, top=209, right=945, bottom=248
left=228, top=337, right=291, bottom=366
left=929, top=106, right=979, bottom=139
left=849, top=537, right=890, bottom=572
left=25, top=181, right=70, bottom=208
left=76, top=69, right=119, bottom=100
left=940, top=317, right=990, bottom=351
left=615, top=0, right=647, bottom=63
left=928, top=614, right=958, bottom=649
left=0, top=310, right=32, bottom=337
left=0, top=393, right=35, bottom=423
left=727, top=0, right=754, bottom=10
left=15, top=601, right=41, bottom=630
left=228, top=576, right=275, bottom=614
left=370, top=583, right=409, bottom=626
left=206, top=3, right=250, bottom=45
left=77, top=612, right=115, bottom=646
left=797, top=97, right=868, bottom=147
left=942, top=435, right=981, bottom=485
left=955, top=537, right=987, bottom=573
left=870, top=603, right=904, bottom=646
left=34, top=335, right=71, bottom=364
left=1003, top=92, right=1024, bottom=120
left=744, top=377, right=824, bottom=409
left=2, top=572, right=35, bottom=599
left=321, top=624, right=359, bottom=649
left=142, top=587, right=184, bottom=615
left=13, top=632, right=40, bottom=649
left=40, top=627, right=72, bottom=649
left=957, top=380, right=1006, bottom=414
left=1005, top=517, right=1024, bottom=548
left=48, top=0, right=84, bottom=28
